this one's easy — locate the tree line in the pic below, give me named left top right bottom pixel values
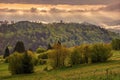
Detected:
left=3, top=38, right=120, bottom=75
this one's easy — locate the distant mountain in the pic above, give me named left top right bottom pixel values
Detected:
left=108, top=28, right=120, bottom=34
left=103, top=20, right=120, bottom=26
left=0, top=21, right=119, bottom=55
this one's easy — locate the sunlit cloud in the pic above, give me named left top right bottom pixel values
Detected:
left=0, top=1, right=120, bottom=29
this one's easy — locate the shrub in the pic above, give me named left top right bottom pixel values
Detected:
left=47, top=46, right=69, bottom=68
left=36, top=47, right=46, bottom=53
left=91, top=43, right=112, bottom=62
left=111, top=39, right=120, bottom=50
left=70, top=47, right=81, bottom=65
left=38, top=52, right=48, bottom=59
left=22, top=51, right=35, bottom=73
left=78, top=44, right=92, bottom=64
left=64, top=56, right=72, bottom=67
left=70, top=44, right=92, bottom=65
left=8, top=51, right=36, bottom=75
left=38, top=59, right=47, bottom=65
left=8, top=52, right=23, bottom=75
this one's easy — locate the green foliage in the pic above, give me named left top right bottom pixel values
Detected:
left=46, top=42, right=113, bottom=69
left=47, top=45, right=69, bottom=68
left=8, top=51, right=36, bottom=75
left=13, top=41, right=25, bottom=53
left=36, top=47, right=46, bottom=53
left=111, top=38, right=120, bottom=50
left=70, top=47, right=81, bottom=65
left=0, top=21, right=119, bottom=55
left=0, top=51, right=120, bottom=80
left=22, top=51, right=34, bottom=73
left=38, top=59, right=47, bottom=65
left=38, top=52, right=48, bottom=59
left=78, top=44, right=92, bottom=64
left=91, top=43, right=112, bottom=62
left=0, top=55, right=5, bottom=63
left=8, top=52, right=23, bottom=75
left=69, top=44, right=92, bottom=65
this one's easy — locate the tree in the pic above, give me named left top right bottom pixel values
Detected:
left=48, top=43, right=69, bottom=68
left=47, top=43, right=53, bottom=50
left=22, top=51, right=34, bottom=73
left=3, top=46, right=10, bottom=59
left=111, top=39, right=120, bottom=50
left=8, top=51, right=35, bottom=75
left=13, top=41, right=25, bottom=53
left=91, top=43, right=112, bottom=62
left=70, top=47, right=81, bottom=65
left=36, top=47, right=46, bottom=53
left=8, top=52, right=23, bottom=75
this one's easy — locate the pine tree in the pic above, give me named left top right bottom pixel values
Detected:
left=47, top=43, right=53, bottom=50
left=13, top=41, right=25, bottom=53
left=22, top=51, right=34, bottom=73
left=3, top=47, right=10, bottom=58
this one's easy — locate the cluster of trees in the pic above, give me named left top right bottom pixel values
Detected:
left=38, top=41, right=113, bottom=70
left=8, top=51, right=36, bottom=75
left=4, top=41, right=36, bottom=75
left=3, top=38, right=120, bottom=74
left=111, top=38, right=120, bottom=50
left=1, top=21, right=119, bottom=54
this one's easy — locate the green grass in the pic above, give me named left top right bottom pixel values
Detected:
left=0, top=51, right=120, bottom=80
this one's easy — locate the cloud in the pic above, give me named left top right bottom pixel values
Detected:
left=49, top=8, right=66, bottom=13
left=99, top=2, right=120, bottom=11
left=0, top=8, right=18, bottom=12
left=30, top=7, right=38, bottom=13
left=104, top=2, right=120, bottom=11
left=0, top=0, right=119, bottom=5
left=0, top=7, right=47, bottom=13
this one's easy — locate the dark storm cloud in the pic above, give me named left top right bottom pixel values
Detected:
left=0, top=0, right=119, bottom=5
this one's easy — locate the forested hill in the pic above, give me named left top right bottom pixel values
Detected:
left=0, top=21, right=118, bottom=54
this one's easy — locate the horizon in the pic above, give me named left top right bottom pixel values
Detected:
left=0, top=0, right=120, bottom=29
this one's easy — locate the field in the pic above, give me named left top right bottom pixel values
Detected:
left=0, top=51, right=120, bottom=80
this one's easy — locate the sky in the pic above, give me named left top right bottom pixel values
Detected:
left=0, top=0, right=120, bottom=29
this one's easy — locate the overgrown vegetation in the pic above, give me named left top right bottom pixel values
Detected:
left=0, top=50, right=120, bottom=80
left=8, top=51, right=36, bottom=75
left=111, top=38, right=120, bottom=50
left=0, top=21, right=119, bottom=54
left=44, top=42, right=112, bottom=70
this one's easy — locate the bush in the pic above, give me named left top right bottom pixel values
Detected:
left=22, top=51, right=35, bottom=73
left=36, top=47, right=46, bottom=53
left=111, top=39, right=120, bottom=50
left=70, top=47, right=81, bottom=65
left=38, top=59, right=47, bottom=65
left=38, top=52, right=48, bottom=59
left=8, top=51, right=36, bottom=75
left=47, top=46, right=69, bottom=68
left=8, top=52, right=23, bottom=75
left=69, top=44, right=92, bottom=65
left=91, top=43, right=112, bottom=62
left=78, top=44, right=92, bottom=64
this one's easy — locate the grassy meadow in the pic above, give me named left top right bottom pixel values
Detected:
left=0, top=50, right=120, bottom=80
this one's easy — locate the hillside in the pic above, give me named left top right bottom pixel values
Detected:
left=0, top=21, right=119, bottom=54
left=0, top=50, right=120, bottom=80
